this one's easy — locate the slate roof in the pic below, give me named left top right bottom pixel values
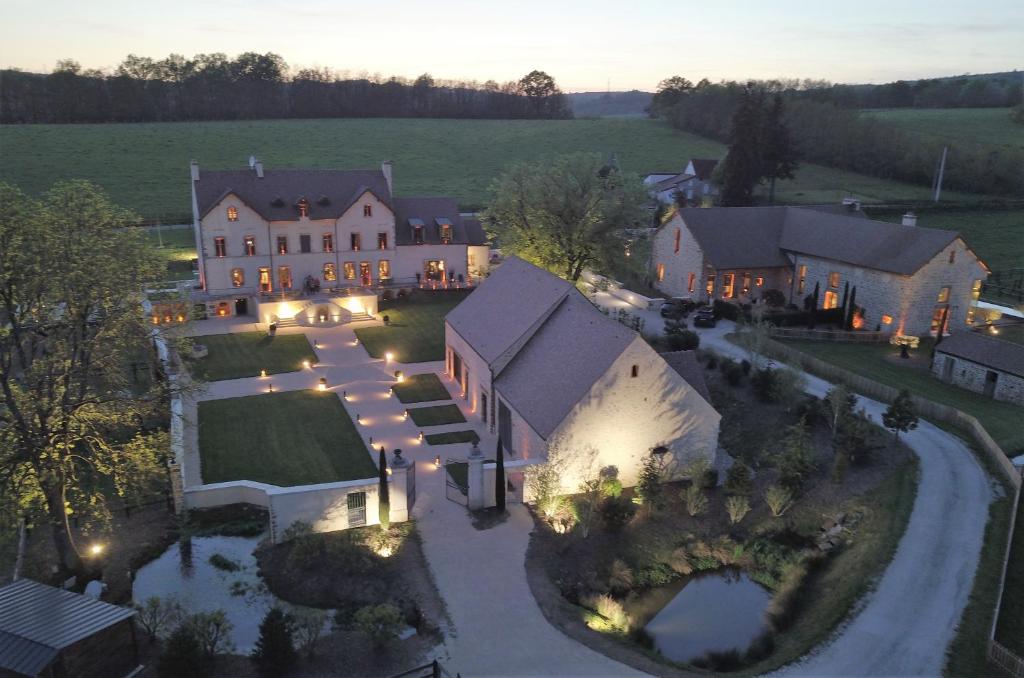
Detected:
left=494, top=291, right=638, bottom=438
left=195, top=168, right=392, bottom=221
left=935, top=331, right=1024, bottom=378
left=688, top=158, right=718, bottom=181
left=392, top=198, right=487, bottom=246
left=671, top=206, right=964, bottom=275
left=0, top=579, right=136, bottom=676
left=654, top=172, right=693, bottom=192
left=445, top=257, right=572, bottom=366
left=660, top=350, right=713, bottom=403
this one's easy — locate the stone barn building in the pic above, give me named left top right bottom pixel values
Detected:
left=932, top=331, right=1024, bottom=405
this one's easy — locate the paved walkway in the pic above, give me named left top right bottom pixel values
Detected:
left=697, top=322, right=994, bottom=676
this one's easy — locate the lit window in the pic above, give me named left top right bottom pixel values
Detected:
left=343, top=262, right=356, bottom=280
left=231, top=268, right=244, bottom=287
left=227, top=206, right=239, bottom=222
left=722, top=273, right=734, bottom=298
left=828, top=272, right=840, bottom=289
left=706, top=274, right=716, bottom=296
left=297, top=198, right=309, bottom=218
left=440, top=224, right=452, bottom=244
left=971, top=279, right=982, bottom=301
left=276, top=236, right=288, bottom=254
left=379, top=260, right=391, bottom=280
left=948, top=250, right=955, bottom=264
left=351, top=233, right=361, bottom=251
left=244, top=236, right=256, bottom=256
left=378, top=232, right=388, bottom=249
left=214, top=237, right=226, bottom=257
left=937, top=286, right=950, bottom=303
left=797, top=265, right=807, bottom=294
left=359, top=261, right=371, bottom=285
left=656, top=263, right=665, bottom=282
left=823, top=290, right=838, bottom=309
left=742, top=273, right=751, bottom=294
left=258, top=267, right=272, bottom=292
left=363, top=204, right=372, bottom=217
left=881, top=314, right=893, bottom=325
left=630, top=365, right=639, bottom=378
left=966, top=307, right=975, bottom=325
left=687, top=272, right=696, bottom=293
left=323, top=263, right=337, bottom=282
left=278, top=266, right=292, bottom=290
left=755, top=276, right=764, bottom=287
left=674, top=228, right=681, bottom=255
left=323, top=233, right=334, bottom=253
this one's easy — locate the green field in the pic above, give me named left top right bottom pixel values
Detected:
left=863, top=108, right=1024, bottom=150
left=198, top=390, right=376, bottom=486
left=0, top=118, right=996, bottom=222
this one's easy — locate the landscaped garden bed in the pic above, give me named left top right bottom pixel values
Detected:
left=199, top=391, right=376, bottom=486
left=190, top=332, right=317, bottom=381
left=525, top=355, right=918, bottom=674
left=354, top=290, right=470, bottom=363
left=393, top=373, right=452, bottom=404
left=407, top=404, right=467, bottom=427
left=426, top=430, right=480, bottom=446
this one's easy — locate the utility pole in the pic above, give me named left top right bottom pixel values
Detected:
left=933, top=146, right=948, bottom=203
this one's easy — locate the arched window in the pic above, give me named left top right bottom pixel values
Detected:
left=227, top=206, right=239, bottom=221
left=363, top=204, right=372, bottom=217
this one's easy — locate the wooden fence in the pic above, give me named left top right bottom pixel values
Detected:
left=991, top=640, right=1024, bottom=678
left=767, top=327, right=892, bottom=343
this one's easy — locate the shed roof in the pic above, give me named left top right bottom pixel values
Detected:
left=0, top=579, right=135, bottom=676
left=935, top=331, right=1024, bottom=378
left=494, top=292, right=637, bottom=438
left=445, top=257, right=571, bottom=366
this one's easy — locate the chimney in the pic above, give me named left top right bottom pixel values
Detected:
left=189, top=160, right=199, bottom=182
left=381, top=160, right=393, bottom=197
left=902, top=211, right=917, bottom=227
left=254, top=160, right=264, bottom=179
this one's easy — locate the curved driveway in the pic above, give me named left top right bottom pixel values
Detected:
left=701, top=323, right=994, bottom=677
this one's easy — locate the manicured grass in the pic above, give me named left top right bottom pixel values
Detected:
left=778, top=339, right=1024, bottom=455
left=0, top=118, right=997, bottom=223
left=863, top=108, right=1024, bottom=151
left=144, top=225, right=197, bottom=282
left=198, top=390, right=376, bottom=486
left=995, top=494, right=1024, bottom=655
left=393, top=373, right=452, bottom=404
left=407, top=404, right=466, bottom=427
left=355, top=291, right=469, bottom=363
left=864, top=207, right=1024, bottom=273
left=191, top=332, right=317, bottom=381
left=426, top=430, right=480, bottom=446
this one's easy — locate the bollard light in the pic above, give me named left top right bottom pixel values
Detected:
left=385, top=351, right=394, bottom=363
left=434, top=455, right=441, bottom=468
left=318, top=377, right=327, bottom=391
left=260, top=369, right=267, bottom=378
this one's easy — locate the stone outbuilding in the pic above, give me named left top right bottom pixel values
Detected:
left=932, top=331, right=1024, bottom=405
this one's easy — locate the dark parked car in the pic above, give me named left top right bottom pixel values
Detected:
left=692, top=309, right=717, bottom=328
left=660, top=297, right=698, bottom=318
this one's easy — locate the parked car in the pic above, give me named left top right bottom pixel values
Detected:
left=692, top=309, right=717, bottom=328
left=660, top=297, right=698, bottom=318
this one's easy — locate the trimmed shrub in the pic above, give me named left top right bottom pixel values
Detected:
left=750, top=368, right=778, bottom=402
left=761, top=288, right=786, bottom=307
left=158, top=625, right=206, bottom=678
left=354, top=603, right=404, bottom=647
left=765, top=484, right=794, bottom=517
left=208, top=554, right=240, bottom=572
left=684, top=483, right=708, bottom=516
left=725, top=496, right=751, bottom=525
left=724, top=462, right=754, bottom=497
left=724, top=362, right=745, bottom=386
left=599, top=495, right=636, bottom=531
left=608, top=559, right=634, bottom=595
left=583, top=593, right=632, bottom=632
left=713, top=299, right=741, bottom=321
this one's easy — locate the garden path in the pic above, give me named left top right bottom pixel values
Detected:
left=696, top=321, right=994, bottom=676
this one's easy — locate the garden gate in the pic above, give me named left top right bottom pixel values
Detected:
left=444, top=458, right=468, bottom=505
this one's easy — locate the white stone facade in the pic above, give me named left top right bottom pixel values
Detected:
left=932, top=353, right=1024, bottom=406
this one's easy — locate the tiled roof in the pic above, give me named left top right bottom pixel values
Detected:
left=0, top=579, right=136, bottom=676
left=392, top=198, right=486, bottom=246
left=445, top=257, right=571, bottom=366
left=935, top=331, right=1024, bottom=378
left=494, top=292, right=637, bottom=438
left=676, top=207, right=792, bottom=269
left=194, top=168, right=392, bottom=221
left=660, top=350, right=713, bottom=403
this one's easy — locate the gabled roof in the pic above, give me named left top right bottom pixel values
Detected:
left=194, top=168, right=392, bottom=221
left=495, top=291, right=638, bottom=439
left=660, top=350, right=713, bottom=403
left=935, top=331, right=1024, bottom=378
left=688, top=158, right=718, bottom=181
left=0, top=579, right=136, bottom=676
left=445, top=257, right=571, bottom=366
left=670, top=206, right=966, bottom=275
left=653, top=172, right=693, bottom=192
left=392, top=197, right=486, bottom=246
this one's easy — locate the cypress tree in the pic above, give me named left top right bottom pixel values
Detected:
left=251, top=608, right=296, bottom=677
left=495, top=438, right=506, bottom=512
left=840, top=281, right=849, bottom=318
left=720, top=83, right=765, bottom=206
left=809, top=282, right=820, bottom=329
left=378, top=448, right=390, bottom=531
left=845, top=286, right=857, bottom=330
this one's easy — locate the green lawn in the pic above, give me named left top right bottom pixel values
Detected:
left=864, top=207, right=1024, bottom=272
left=191, top=332, right=317, bottom=381
left=779, top=339, right=1024, bottom=455
left=355, top=291, right=469, bottom=363
left=426, top=430, right=480, bottom=446
left=393, top=373, right=452, bottom=404
left=0, top=118, right=999, bottom=223
left=996, top=495, right=1024, bottom=655
left=407, top=404, right=466, bottom=427
left=198, top=390, right=376, bottom=486
left=145, top=225, right=197, bottom=281
left=862, top=108, right=1024, bottom=151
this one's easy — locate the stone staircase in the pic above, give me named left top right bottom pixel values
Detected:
left=349, top=311, right=373, bottom=322
left=274, top=316, right=299, bottom=328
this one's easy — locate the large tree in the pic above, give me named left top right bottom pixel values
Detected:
left=483, top=153, right=646, bottom=281
left=761, top=93, right=799, bottom=202
left=719, top=83, right=766, bottom=206
left=0, top=181, right=168, bottom=575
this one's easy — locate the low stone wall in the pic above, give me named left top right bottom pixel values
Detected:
left=582, top=271, right=663, bottom=311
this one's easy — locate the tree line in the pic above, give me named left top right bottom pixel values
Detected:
left=0, top=52, right=572, bottom=123
left=651, top=78, right=1024, bottom=197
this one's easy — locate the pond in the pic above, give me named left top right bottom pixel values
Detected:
left=132, top=533, right=328, bottom=653
left=627, top=569, right=772, bottom=664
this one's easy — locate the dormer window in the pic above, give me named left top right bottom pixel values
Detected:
left=413, top=226, right=424, bottom=244
left=363, top=204, right=372, bottom=218
left=297, top=197, right=309, bottom=218
left=227, top=206, right=239, bottom=222
left=440, top=224, right=452, bottom=244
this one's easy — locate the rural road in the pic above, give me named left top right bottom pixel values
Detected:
left=700, top=322, right=994, bottom=677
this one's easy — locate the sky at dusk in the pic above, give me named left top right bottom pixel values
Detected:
left=1, top=0, right=1021, bottom=91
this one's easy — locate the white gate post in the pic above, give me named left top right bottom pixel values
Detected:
left=467, top=441, right=484, bottom=510
left=389, top=449, right=410, bottom=523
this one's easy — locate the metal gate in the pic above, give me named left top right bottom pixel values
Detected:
left=444, top=459, right=468, bottom=505
left=347, top=491, right=366, bottom=527
left=407, top=459, right=417, bottom=510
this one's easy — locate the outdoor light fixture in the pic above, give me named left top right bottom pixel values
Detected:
left=343, top=390, right=349, bottom=401
left=356, top=413, right=362, bottom=423
left=385, top=351, right=394, bottom=363
left=395, top=370, right=404, bottom=383
left=353, top=337, right=360, bottom=346
left=268, top=383, right=274, bottom=393
left=402, top=410, right=409, bottom=420
left=318, top=377, right=327, bottom=391
left=369, top=436, right=374, bottom=444
left=302, top=360, right=311, bottom=369
left=260, top=369, right=267, bottom=378
left=418, top=431, right=424, bottom=442
left=89, top=544, right=104, bottom=556
left=388, top=387, right=394, bottom=396
left=313, top=339, right=319, bottom=348
left=434, top=455, right=441, bottom=468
